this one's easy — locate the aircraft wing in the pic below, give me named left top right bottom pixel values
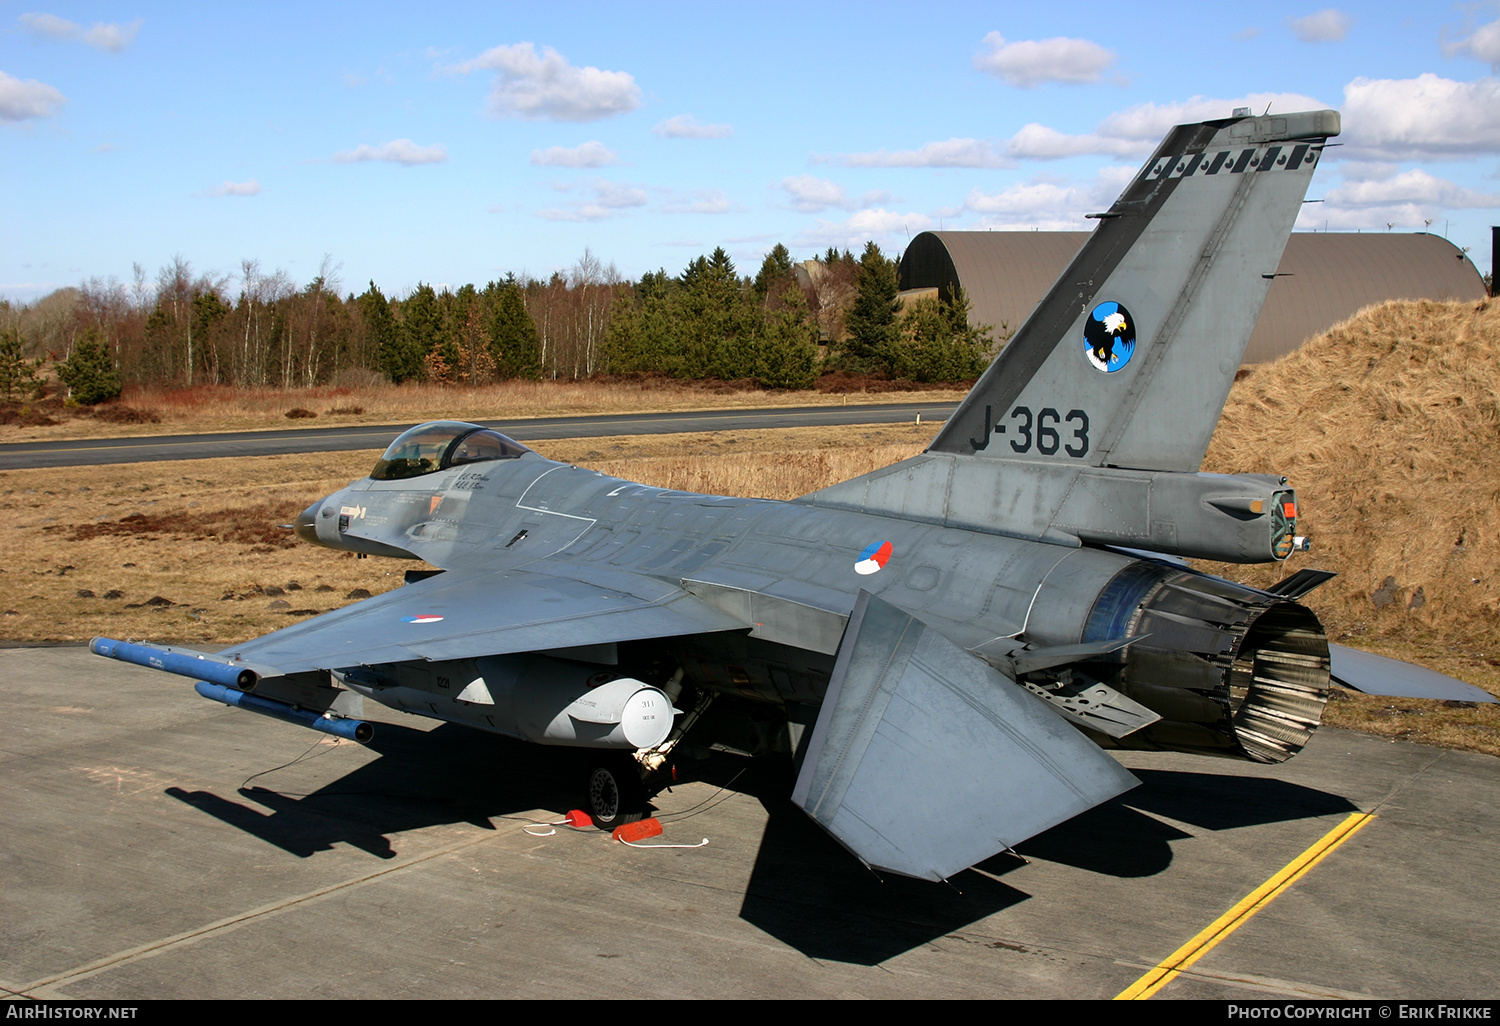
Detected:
left=793, top=591, right=1140, bottom=881
left=217, top=563, right=752, bottom=674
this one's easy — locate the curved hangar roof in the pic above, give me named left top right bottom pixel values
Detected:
left=900, top=231, right=1487, bottom=364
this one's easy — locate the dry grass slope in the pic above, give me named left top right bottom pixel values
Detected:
left=1204, top=299, right=1500, bottom=753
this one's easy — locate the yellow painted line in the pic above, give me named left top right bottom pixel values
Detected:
left=1115, top=812, right=1376, bottom=1000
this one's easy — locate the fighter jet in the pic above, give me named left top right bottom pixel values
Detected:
left=93, top=108, right=1494, bottom=882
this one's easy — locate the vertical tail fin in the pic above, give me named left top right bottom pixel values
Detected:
left=928, top=109, right=1340, bottom=472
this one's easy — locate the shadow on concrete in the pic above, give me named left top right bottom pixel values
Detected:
left=166, top=723, right=585, bottom=859
left=1015, top=767, right=1358, bottom=879
left=162, top=727, right=1359, bottom=966
left=732, top=759, right=1357, bottom=964
left=1124, top=767, right=1358, bottom=832
left=707, top=757, right=1028, bottom=966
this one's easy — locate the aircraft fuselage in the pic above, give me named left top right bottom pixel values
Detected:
left=299, top=444, right=1328, bottom=765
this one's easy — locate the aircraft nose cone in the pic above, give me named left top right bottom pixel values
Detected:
left=293, top=499, right=321, bottom=544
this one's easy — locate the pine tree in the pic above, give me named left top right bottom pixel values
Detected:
left=841, top=241, right=900, bottom=372
left=361, top=282, right=420, bottom=383
left=488, top=284, right=542, bottom=380
left=0, top=322, right=44, bottom=402
left=707, top=246, right=736, bottom=281
left=884, top=286, right=995, bottom=383
left=399, top=284, right=443, bottom=382
left=678, top=250, right=749, bottom=379
left=753, top=243, right=796, bottom=300
left=604, top=273, right=681, bottom=376
left=58, top=327, right=122, bottom=405
left=752, top=285, right=819, bottom=389
left=191, top=290, right=229, bottom=383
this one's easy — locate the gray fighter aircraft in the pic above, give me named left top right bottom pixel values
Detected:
left=93, top=108, right=1494, bottom=882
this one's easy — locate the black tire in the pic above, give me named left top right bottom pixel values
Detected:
left=584, top=754, right=647, bottom=829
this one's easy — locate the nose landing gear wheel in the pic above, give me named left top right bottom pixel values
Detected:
left=585, top=754, right=647, bottom=829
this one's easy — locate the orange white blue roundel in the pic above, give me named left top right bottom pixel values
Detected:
left=855, top=541, right=893, bottom=576
left=402, top=614, right=444, bottom=624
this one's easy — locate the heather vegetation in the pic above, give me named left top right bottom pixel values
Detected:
left=1, top=243, right=999, bottom=406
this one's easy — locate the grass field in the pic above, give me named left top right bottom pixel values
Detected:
left=0, top=423, right=932, bottom=646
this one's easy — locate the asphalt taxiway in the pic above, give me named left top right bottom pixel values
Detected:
left=0, top=402, right=958, bottom=471
left=3, top=645, right=1497, bottom=1001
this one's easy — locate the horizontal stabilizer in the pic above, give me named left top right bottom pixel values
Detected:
left=792, top=591, right=1139, bottom=881
left=1329, top=644, right=1496, bottom=704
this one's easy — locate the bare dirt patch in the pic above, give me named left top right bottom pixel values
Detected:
left=52, top=503, right=301, bottom=550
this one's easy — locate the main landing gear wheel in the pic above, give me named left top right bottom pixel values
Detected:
left=584, top=754, right=647, bottom=829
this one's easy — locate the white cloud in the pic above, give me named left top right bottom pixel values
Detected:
left=530, top=141, right=618, bottom=167
left=1004, top=122, right=1147, bottom=160
left=871, top=91, right=1320, bottom=165
left=1288, top=9, right=1352, bottom=43
left=839, top=137, right=1011, bottom=168
left=1095, top=92, right=1327, bottom=141
left=0, top=70, right=64, bottom=121
left=847, top=209, right=929, bottom=235
left=840, top=92, right=1330, bottom=168
left=537, top=179, right=648, bottom=221
left=661, top=189, right=733, bottom=214
left=973, top=31, right=1115, bottom=88
left=1324, top=168, right=1500, bottom=209
left=778, top=174, right=893, bottom=213
left=1341, top=74, right=1500, bottom=159
left=653, top=114, right=732, bottom=139
left=18, top=13, right=141, bottom=52
left=590, top=180, right=648, bottom=208
left=796, top=208, right=933, bottom=249
left=448, top=43, right=640, bottom=122
left=206, top=180, right=260, bottom=197
left=780, top=174, right=851, bottom=212
left=1298, top=163, right=1500, bottom=232
left=966, top=181, right=1087, bottom=216
left=964, top=166, right=1137, bottom=230
left=343, top=67, right=394, bottom=88
left=332, top=139, right=448, bottom=165
left=18, top=12, right=74, bottom=38
left=1294, top=206, right=1427, bottom=232
left=1445, top=17, right=1500, bottom=70
left=82, top=20, right=140, bottom=52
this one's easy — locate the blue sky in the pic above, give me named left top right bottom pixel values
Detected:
left=3, top=2, right=1498, bottom=302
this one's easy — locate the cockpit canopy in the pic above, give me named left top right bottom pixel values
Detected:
left=369, top=421, right=532, bottom=481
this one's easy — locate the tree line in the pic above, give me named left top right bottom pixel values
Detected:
left=1, top=242, right=999, bottom=405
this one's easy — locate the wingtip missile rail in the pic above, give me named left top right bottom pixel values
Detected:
left=91, top=636, right=374, bottom=743
left=91, top=637, right=263, bottom=691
